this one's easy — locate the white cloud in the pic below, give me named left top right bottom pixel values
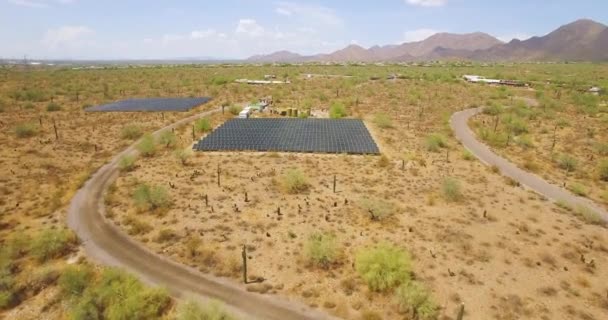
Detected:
left=8, top=0, right=75, bottom=8
left=275, top=2, right=343, bottom=26
left=497, top=33, right=532, bottom=42
left=405, top=0, right=447, bottom=7
left=236, top=19, right=265, bottom=37
left=190, top=29, right=217, bottom=39
left=275, top=7, right=292, bottom=16
left=42, top=25, right=93, bottom=48
left=402, top=28, right=441, bottom=42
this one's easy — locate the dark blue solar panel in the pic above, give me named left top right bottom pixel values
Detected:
left=194, top=119, right=380, bottom=154
left=85, top=97, right=212, bottom=112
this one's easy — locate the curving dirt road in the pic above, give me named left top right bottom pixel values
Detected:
left=67, top=108, right=336, bottom=320
left=450, top=107, right=608, bottom=222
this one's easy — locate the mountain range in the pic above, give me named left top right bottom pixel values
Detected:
left=248, top=19, right=608, bottom=63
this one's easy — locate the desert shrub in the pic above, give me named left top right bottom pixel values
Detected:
left=441, top=177, right=462, bottom=202
left=515, top=135, right=534, bottom=149
left=121, top=124, right=143, bottom=140
left=194, top=117, right=212, bottom=133
left=598, top=160, right=608, bottom=181
left=573, top=206, right=604, bottom=225
left=395, top=282, right=439, bottom=320
left=71, top=268, right=171, bottom=320
left=329, top=102, right=347, bottom=119
left=228, top=105, right=242, bottom=115
left=483, top=104, right=503, bottom=116
left=424, top=133, right=447, bottom=152
left=373, top=113, right=393, bottom=128
left=124, top=215, right=153, bottom=235
left=136, top=133, right=156, bottom=157
left=477, top=128, right=508, bottom=147
left=377, top=154, right=390, bottom=167
left=174, top=149, right=192, bottom=166
left=507, top=117, right=528, bottom=135
left=594, top=142, right=608, bottom=156
left=30, top=229, right=77, bottom=262
left=46, top=102, right=61, bottom=112
left=158, top=130, right=177, bottom=148
left=305, top=232, right=338, bottom=268
left=176, top=299, right=235, bottom=320
left=557, top=154, right=578, bottom=172
left=155, top=229, right=179, bottom=243
left=118, top=155, right=137, bottom=171
left=355, top=244, right=411, bottom=291
left=133, top=184, right=171, bottom=211
left=359, top=198, right=396, bottom=221
left=462, top=150, right=475, bottom=161
left=14, top=123, right=38, bottom=138
left=568, top=183, right=588, bottom=197
left=59, top=265, right=93, bottom=296
left=280, top=168, right=310, bottom=194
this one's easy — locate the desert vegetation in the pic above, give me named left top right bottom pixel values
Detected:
left=2, top=63, right=608, bottom=319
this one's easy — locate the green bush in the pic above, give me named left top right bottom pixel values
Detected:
left=598, top=159, right=608, bottom=181
left=568, top=183, right=587, bottom=197
left=119, top=155, right=137, bottom=171
left=557, top=154, right=578, bottom=172
left=359, top=198, right=395, bottom=221
left=194, top=118, right=212, bottom=133
left=70, top=268, right=171, bottom=320
left=395, top=282, right=439, bottom=320
left=228, top=105, right=242, bottom=115
left=30, top=229, right=77, bottom=262
left=373, top=113, right=393, bottom=129
left=133, top=184, right=171, bottom=211
left=462, top=150, right=475, bottom=161
left=0, top=291, right=14, bottom=310
left=176, top=299, right=235, bottom=320
left=14, top=123, right=38, bottom=138
left=305, top=232, right=338, bottom=268
left=441, top=177, right=462, bottom=202
left=574, top=205, right=604, bottom=225
left=424, top=133, right=447, bottom=152
left=59, top=265, right=93, bottom=296
left=482, top=104, right=503, bottom=116
left=158, top=130, right=177, bottom=149
left=136, top=134, right=156, bottom=157
left=355, top=244, right=411, bottom=291
left=280, top=168, right=310, bottom=194
left=121, top=124, right=143, bottom=140
left=174, top=149, right=192, bottom=166
left=515, top=135, right=534, bottom=149
left=46, top=102, right=61, bottom=112
left=329, top=102, right=347, bottom=119
left=506, top=116, right=528, bottom=135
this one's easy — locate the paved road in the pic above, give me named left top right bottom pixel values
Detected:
left=67, top=108, right=335, bottom=320
left=450, top=107, right=608, bottom=222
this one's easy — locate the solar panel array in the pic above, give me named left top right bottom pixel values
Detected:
left=194, top=118, right=380, bottom=154
left=85, top=97, right=212, bottom=112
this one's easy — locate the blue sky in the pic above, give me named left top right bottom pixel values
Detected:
left=0, top=0, right=606, bottom=59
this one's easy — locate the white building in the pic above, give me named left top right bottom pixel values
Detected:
left=463, top=75, right=501, bottom=84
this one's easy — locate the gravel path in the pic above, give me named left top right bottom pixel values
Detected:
left=67, top=108, right=336, bottom=320
left=450, top=107, right=608, bottom=223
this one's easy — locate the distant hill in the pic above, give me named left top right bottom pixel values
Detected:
left=246, top=19, right=608, bottom=62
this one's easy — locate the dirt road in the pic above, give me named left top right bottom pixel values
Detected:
left=450, top=107, right=608, bottom=222
left=67, top=108, right=335, bottom=320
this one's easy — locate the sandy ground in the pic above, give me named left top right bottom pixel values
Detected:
left=107, top=95, right=608, bottom=319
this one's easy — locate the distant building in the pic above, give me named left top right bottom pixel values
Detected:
left=589, top=86, right=602, bottom=95
left=463, top=75, right=500, bottom=84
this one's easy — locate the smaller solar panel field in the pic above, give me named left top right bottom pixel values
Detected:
left=85, top=97, right=212, bottom=112
left=194, top=118, right=380, bottom=154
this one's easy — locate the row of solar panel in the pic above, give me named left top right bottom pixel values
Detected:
left=86, top=97, right=212, bottom=112
left=194, top=118, right=380, bottom=154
